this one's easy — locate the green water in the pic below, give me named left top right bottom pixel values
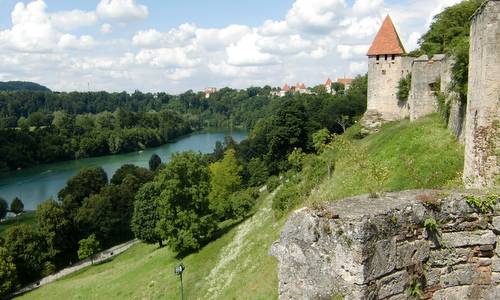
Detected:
left=0, top=129, right=247, bottom=210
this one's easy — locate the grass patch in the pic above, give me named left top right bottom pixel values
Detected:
left=0, top=211, right=37, bottom=238
left=19, top=192, right=283, bottom=300
left=312, top=114, right=464, bottom=202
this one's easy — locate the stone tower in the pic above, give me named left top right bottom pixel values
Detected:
left=463, top=0, right=499, bottom=188
left=366, top=16, right=413, bottom=122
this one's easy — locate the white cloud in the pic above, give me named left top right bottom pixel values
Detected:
left=349, top=61, right=365, bottom=74
left=135, top=47, right=200, bottom=68
left=257, top=34, right=312, bottom=55
left=405, top=31, right=421, bottom=52
left=286, top=0, right=347, bottom=33
left=166, top=68, right=194, bottom=81
left=50, top=10, right=97, bottom=30
left=96, top=0, right=148, bottom=21
left=196, top=25, right=251, bottom=51
left=132, top=23, right=196, bottom=48
left=58, top=34, right=96, bottom=50
left=101, top=23, right=112, bottom=34
left=336, top=44, right=370, bottom=59
left=352, top=0, right=384, bottom=16
left=227, top=34, right=280, bottom=66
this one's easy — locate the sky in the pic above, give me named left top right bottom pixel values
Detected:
left=0, top=0, right=463, bottom=93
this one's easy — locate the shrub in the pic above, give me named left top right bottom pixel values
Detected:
left=397, top=74, right=411, bottom=102
left=10, top=197, right=24, bottom=215
left=272, top=182, right=300, bottom=217
left=424, top=218, right=438, bottom=232
left=465, top=194, right=498, bottom=214
left=230, top=190, right=257, bottom=219
left=266, top=176, right=280, bottom=192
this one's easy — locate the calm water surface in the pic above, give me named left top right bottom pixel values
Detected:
left=0, top=129, right=247, bottom=210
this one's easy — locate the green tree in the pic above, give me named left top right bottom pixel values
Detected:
left=10, top=197, right=24, bottom=215
left=156, top=152, right=217, bottom=255
left=27, top=112, right=49, bottom=128
left=288, top=148, right=305, bottom=172
left=0, top=246, right=17, bottom=297
left=4, top=224, right=47, bottom=283
left=149, top=153, right=162, bottom=171
left=312, top=128, right=331, bottom=153
left=17, top=116, right=29, bottom=131
left=208, top=149, right=243, bottom=218
left=131, top=182, right=162, bottom=247
left=246, top=157, right=269, bottom=187
left=75, top=194, right=117, bottom=243
left=0, top=198, right=7, bottom=219
left=77, top=234, right=100, bottom=264
left=36, top=199, right=72, bottom=263
left=230, top=190, right=256, bottom=219
left=331, top=82, right=345, bottom=94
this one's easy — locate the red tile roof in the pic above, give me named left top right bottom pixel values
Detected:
left=296, top=83, right=306, bottom=89
left=325, top=78, right=332, bottom=86
left=282, top=84, right=290, bottom=91
left=367, top=15, right=405, bottom=56
left=337, top=78, right=353, bottom=85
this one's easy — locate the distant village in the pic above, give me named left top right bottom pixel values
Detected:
left=202, top=77, right=353, bottom=99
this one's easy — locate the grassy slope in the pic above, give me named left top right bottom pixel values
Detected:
left=0, top=211, right=37, bottom=238
left=19, top=114, right=464, bottom=299
left=312, top=114, right=464, bottom=202
left=19, top=192, right=284, bottom=300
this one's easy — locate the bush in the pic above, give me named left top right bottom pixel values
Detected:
left=266, top=176, right=280, bottom=192
left=397, top=74, right=411, bottom=102
left=10, top=197, right=24, bottom=215
left=230, top=190, right=257, bottom=219
left=272, top=182, right=300, bottom=217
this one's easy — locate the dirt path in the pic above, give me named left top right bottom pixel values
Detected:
left=11, top=239, right=139, bottom=297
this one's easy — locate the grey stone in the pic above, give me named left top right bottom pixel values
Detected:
left=428, top=248, right=471, bottom=267
left=496, top=236, right=500, bottom=256
left=377, top=270, right=408, bottom=299
left=433, top=286, right=473, bottom=300
left=395, top=240, right=430, bottom=269
left=492, top=216, right=500, bottom=232
left=441, top=230, right=496, bottom=247
left=440, top=264, right=475, bottom=287
left=493, top=259, right=500, bottom=272
left=426, top=267, right=446, bottom=286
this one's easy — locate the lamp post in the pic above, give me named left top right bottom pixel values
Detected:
left=175, top=263, right=185, bottom=300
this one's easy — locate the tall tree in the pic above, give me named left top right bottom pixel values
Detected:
left=0, top=198, right=7, bottom=219
left=131, top=182, right=162, bottom=247
left=149, top=154, right=162, bottom=171
left=10, top=197, right=24, bottom=215
left=208, top=149, right=242, bottom=218
left=155, top=152, right=217, bottom=255
left=77, top=234, right=100, bottom=265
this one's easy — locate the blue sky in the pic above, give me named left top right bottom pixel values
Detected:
left=0, top=0, right=462, bottom=93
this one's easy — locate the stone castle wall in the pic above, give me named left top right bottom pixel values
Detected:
left=463, top=0, right=500, bottom=188
left=271, top=190, right=500, bottom=300
left=408, top=55, right=445, bottom=121
left=366, top=55, right=413, bottom=121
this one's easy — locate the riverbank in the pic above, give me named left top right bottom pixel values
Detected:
left=0, top=129, right=248, bottom=210
left=0, top=211, right=36, bottom=237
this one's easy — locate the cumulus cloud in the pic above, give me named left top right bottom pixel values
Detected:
left=50, top=10, right=97, bottom=30
left=227, top=34, right=280, bottom=66
left=101, top=23, right=113, bottom=34
left=96, top=0, right=148, bottom=21
left=0, top=0, right=466, bottom=92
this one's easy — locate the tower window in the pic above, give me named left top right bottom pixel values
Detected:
left=376, top=55, right=380, bottom=61
left=385, top=54, right=388, bottom=60
left=392, top=55, right=395, bottom=60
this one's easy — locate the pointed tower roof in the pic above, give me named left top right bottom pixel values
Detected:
left=325, top=78, right=332, bottom=86
left=367, top=15, right=405, bottom=56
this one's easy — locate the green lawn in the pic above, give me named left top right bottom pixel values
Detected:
left=19, top=192, right=284, bottom=300
left=0, top=211, right=37, bottom=238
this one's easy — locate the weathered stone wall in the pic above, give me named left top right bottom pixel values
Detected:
left=271, top=190, right=500, bottom=300
left=408, top=55, right=444, bottom=121
left=442, top=56, right=466, bottom=143
left=366, top=55, right=413, bottom=122
left=463, top=0, right=500, bottom=188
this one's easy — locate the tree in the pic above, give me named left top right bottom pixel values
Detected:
left=110, top=164, right=153, bottom=185
left=0, top=198, right=7, bottom=220
left=77, top=234, right=100, bottom=264
left=17, top=116, right=29, bottom=131
left=208, top=149, right=243, bottom=219
left=75, top=194, right=117, bottom=243
left=0, top=246, right=17, bottom=297
left=58, top=167, right=108, bottom=218
left=312, top=128, right=331, bottom=153
left=332, top=82, right=345, bottom=94
left=335, top=115, right=351, bottom=133
left=230, top=190, right=256, bottom=219
left=27, top=112, right=49, bottom=128
left=156, top=152, right=217, bottom=255
left=131, top=182, right=162, bottom=247
left=149, top=154, right=162, bottom=171
left=37, top=199, right=72, bottom=264
left=4, top=224, right=47, bottom=283
left=10, top=197, right=24, bottom=215
left=246, top=157, right=268, bottom=187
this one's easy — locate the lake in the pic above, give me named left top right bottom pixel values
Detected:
left=0, top=129, right=247, bottom=210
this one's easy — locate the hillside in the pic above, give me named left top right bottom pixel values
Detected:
left=0, top=81, right=50, bottom=92
left=18, top=114, right=464, bottom=299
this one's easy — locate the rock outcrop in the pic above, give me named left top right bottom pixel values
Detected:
left=270, top=190, right=500, bottom=299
